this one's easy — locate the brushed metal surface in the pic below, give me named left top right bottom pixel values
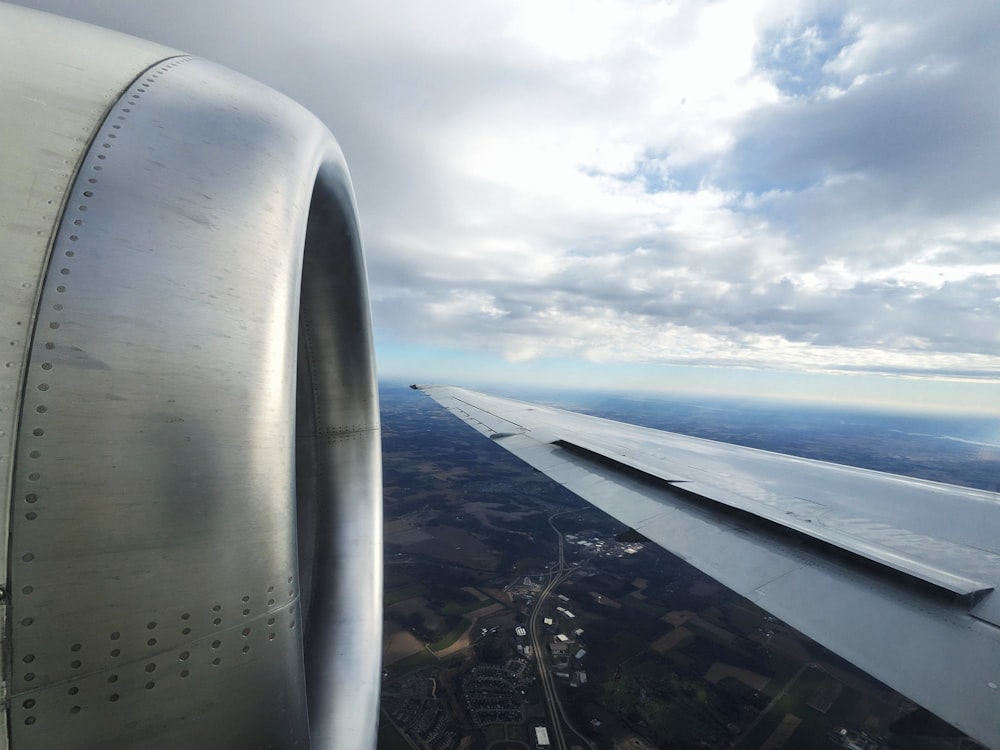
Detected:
left=297, top=168, right=383, bottom=749
left=5, top=33, right=382, bottom=750
left=0, top=10, right=177, bottom=723
left=420, top=385, right=1000, bottom=748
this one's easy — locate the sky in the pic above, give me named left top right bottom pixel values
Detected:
left=16, top=0, right=1000, bottom=413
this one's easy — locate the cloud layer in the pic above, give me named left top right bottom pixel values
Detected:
left=18, top=0, right=1000, bottom=389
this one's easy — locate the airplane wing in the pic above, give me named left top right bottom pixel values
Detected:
left=418, top=384, right=1000, bottom=748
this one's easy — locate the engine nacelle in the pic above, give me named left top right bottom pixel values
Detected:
left=0, top=5, right=381, bottom=748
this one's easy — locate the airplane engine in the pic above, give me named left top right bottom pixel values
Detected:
left=0, top=5, right=381, bottom=749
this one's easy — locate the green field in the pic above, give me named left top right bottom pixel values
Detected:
left=738, top=666, right=828, bottom=749
left=389, top=649, right=436, bottom=672
left=377, top=716, right=412, bottom=750
left=428, top=618, right=471, bottom=652
left=384, top=582, right=430, bottom=605
left=441, top=598, right=495, bottom=616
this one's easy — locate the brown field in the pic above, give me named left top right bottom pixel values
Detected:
left=464, top=500, right=537, bottom=521
left=689, top=615, right=736, bottom=645
left=388, top=596, right=445, bottom=632
left=408, top=525, right=500, bottom=569
left=760, top=714, right=801, bottom=750
left=588, top=591, right=622, bottom=608
left=432, top=603, right=506, bottom=657
left=651, top=626, right=693, bottom=653
left=385, top=528, right=435, bottom=545
left=662, top=610, right=697, bottom=627
left=461, top=586, right=490, bottom=601
left=382, top=622, right=427, bottom=665
left=615, top=737, right=658, bottom=750
left=383, top=519, right=411, bottom=535
left=806, top=676, right=843, bottom=713
left=414, top=461, right=468, bottom=481
left=704, top=662, right=770, bottom=691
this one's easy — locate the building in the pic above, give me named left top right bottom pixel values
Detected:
left=535, top=726, right=551, bottom=748
left=549, top=642, right=570, bottom=657
left=515, top=626, right=527, bottom=637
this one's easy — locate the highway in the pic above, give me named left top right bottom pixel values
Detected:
left=527, top=512, right=595, bottom=750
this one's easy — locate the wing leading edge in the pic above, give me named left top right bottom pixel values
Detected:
left=418, top=384, right=1000, bottom=748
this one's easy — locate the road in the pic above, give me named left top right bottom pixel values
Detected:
left=526, top=512, right=595, bottom=750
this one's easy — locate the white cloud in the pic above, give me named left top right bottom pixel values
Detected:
left=15, top=0, right=1000, bottom=396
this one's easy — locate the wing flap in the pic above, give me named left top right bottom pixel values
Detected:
left=554, top=437, right=993, bottom=598
left=419, top=385, right=1000, bottom=748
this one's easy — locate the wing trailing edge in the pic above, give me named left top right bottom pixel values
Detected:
left=418, top=384, right=1000, bottom=749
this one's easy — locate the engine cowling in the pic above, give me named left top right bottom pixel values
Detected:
left=0, top=5, right=381, bottom=748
